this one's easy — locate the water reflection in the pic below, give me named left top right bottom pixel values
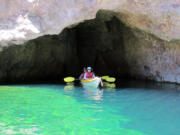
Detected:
left=82, top=81, right=117, bottom=100
left=103, top=82, right=116, bottom=91
left=64, top=82, right=75, bottom=93
left=83, top=88, right=103, bottom=101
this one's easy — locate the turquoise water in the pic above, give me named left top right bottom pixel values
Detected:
left=0, top=81, right=180, bottom=135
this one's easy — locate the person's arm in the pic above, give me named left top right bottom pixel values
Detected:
left=83, top=72, right=87, bottom=80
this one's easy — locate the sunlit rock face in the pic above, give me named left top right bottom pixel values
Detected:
left=1, top=0, right=180, bottom=46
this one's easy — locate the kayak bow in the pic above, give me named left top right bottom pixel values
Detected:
left=81, top=77, right=101, bottom=89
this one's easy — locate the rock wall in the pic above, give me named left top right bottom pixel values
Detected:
left=1, top=10, right=180, bottom=83
left=1, top=0, right=180, bottom=83
left=1, top=0, right=180, bottom=46
left=124, top=27, right=180, bottom=83
left=0, top=29, right=79, bottom=83
left=74, top=11, right=180, bottom=83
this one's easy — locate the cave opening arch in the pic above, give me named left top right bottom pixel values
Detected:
left=71, top=11, right=131, bottom=79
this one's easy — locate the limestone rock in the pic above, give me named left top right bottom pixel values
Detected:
left=73, top=12, right=180, bottom=84
left=1, top=0, right=180, bottom=83
left=1, top=0, right=180, bottom=46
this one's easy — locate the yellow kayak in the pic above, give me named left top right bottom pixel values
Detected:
left=81, top=77, right=101, bottom=89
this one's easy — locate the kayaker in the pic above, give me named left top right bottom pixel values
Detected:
left=83, top=67, right=95, bottom=80
left=79, top=67, right=87, bottom=80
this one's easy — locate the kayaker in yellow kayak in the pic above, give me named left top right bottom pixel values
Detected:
left=80, top=67, right=103, bottom=88
left=83, top=67, right=95, bottom=80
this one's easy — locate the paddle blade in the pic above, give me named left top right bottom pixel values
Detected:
left=101, top=76, right=109, bottom=80
left=105, top=77, right=116, bottom=82
left=64, top=77, right=75, bottom=82
left=104, top=82, right=116, bottom=89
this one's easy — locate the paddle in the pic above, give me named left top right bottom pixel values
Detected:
left=64, top=77, right=75, bottom=83
left=101, top=76, right=116, bottom=82
left=101, top=76, right=109, bottom=80
left=100, top=78, right=103, bottom=87
left=105, top=77, right=116, bottom=83
left=64, top=76, right=116, bottom=83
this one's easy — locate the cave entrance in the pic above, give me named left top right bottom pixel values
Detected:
left=0, top=11, right=135, bottom=83
left=68, top=10, right=131, bottom=78
left=0, top=10, right=168, bottom=83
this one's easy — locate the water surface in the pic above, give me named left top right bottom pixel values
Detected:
left=0, top=81, right=180, bottom=135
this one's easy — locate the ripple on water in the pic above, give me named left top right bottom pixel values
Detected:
left=0, top=83, right=180, bottom=135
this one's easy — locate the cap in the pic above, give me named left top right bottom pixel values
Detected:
left=87, top=67, right=92, bottom=70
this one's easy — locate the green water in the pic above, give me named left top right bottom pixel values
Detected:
left=0, top=81, right=180, bottom=135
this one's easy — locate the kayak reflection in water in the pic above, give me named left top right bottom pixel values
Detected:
left=83, top=67, right=95, bottom=80
left=84, top=88, right=104, bottom=101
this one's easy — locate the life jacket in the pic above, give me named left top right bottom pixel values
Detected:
left=86, top=72, right=94, bottom=78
